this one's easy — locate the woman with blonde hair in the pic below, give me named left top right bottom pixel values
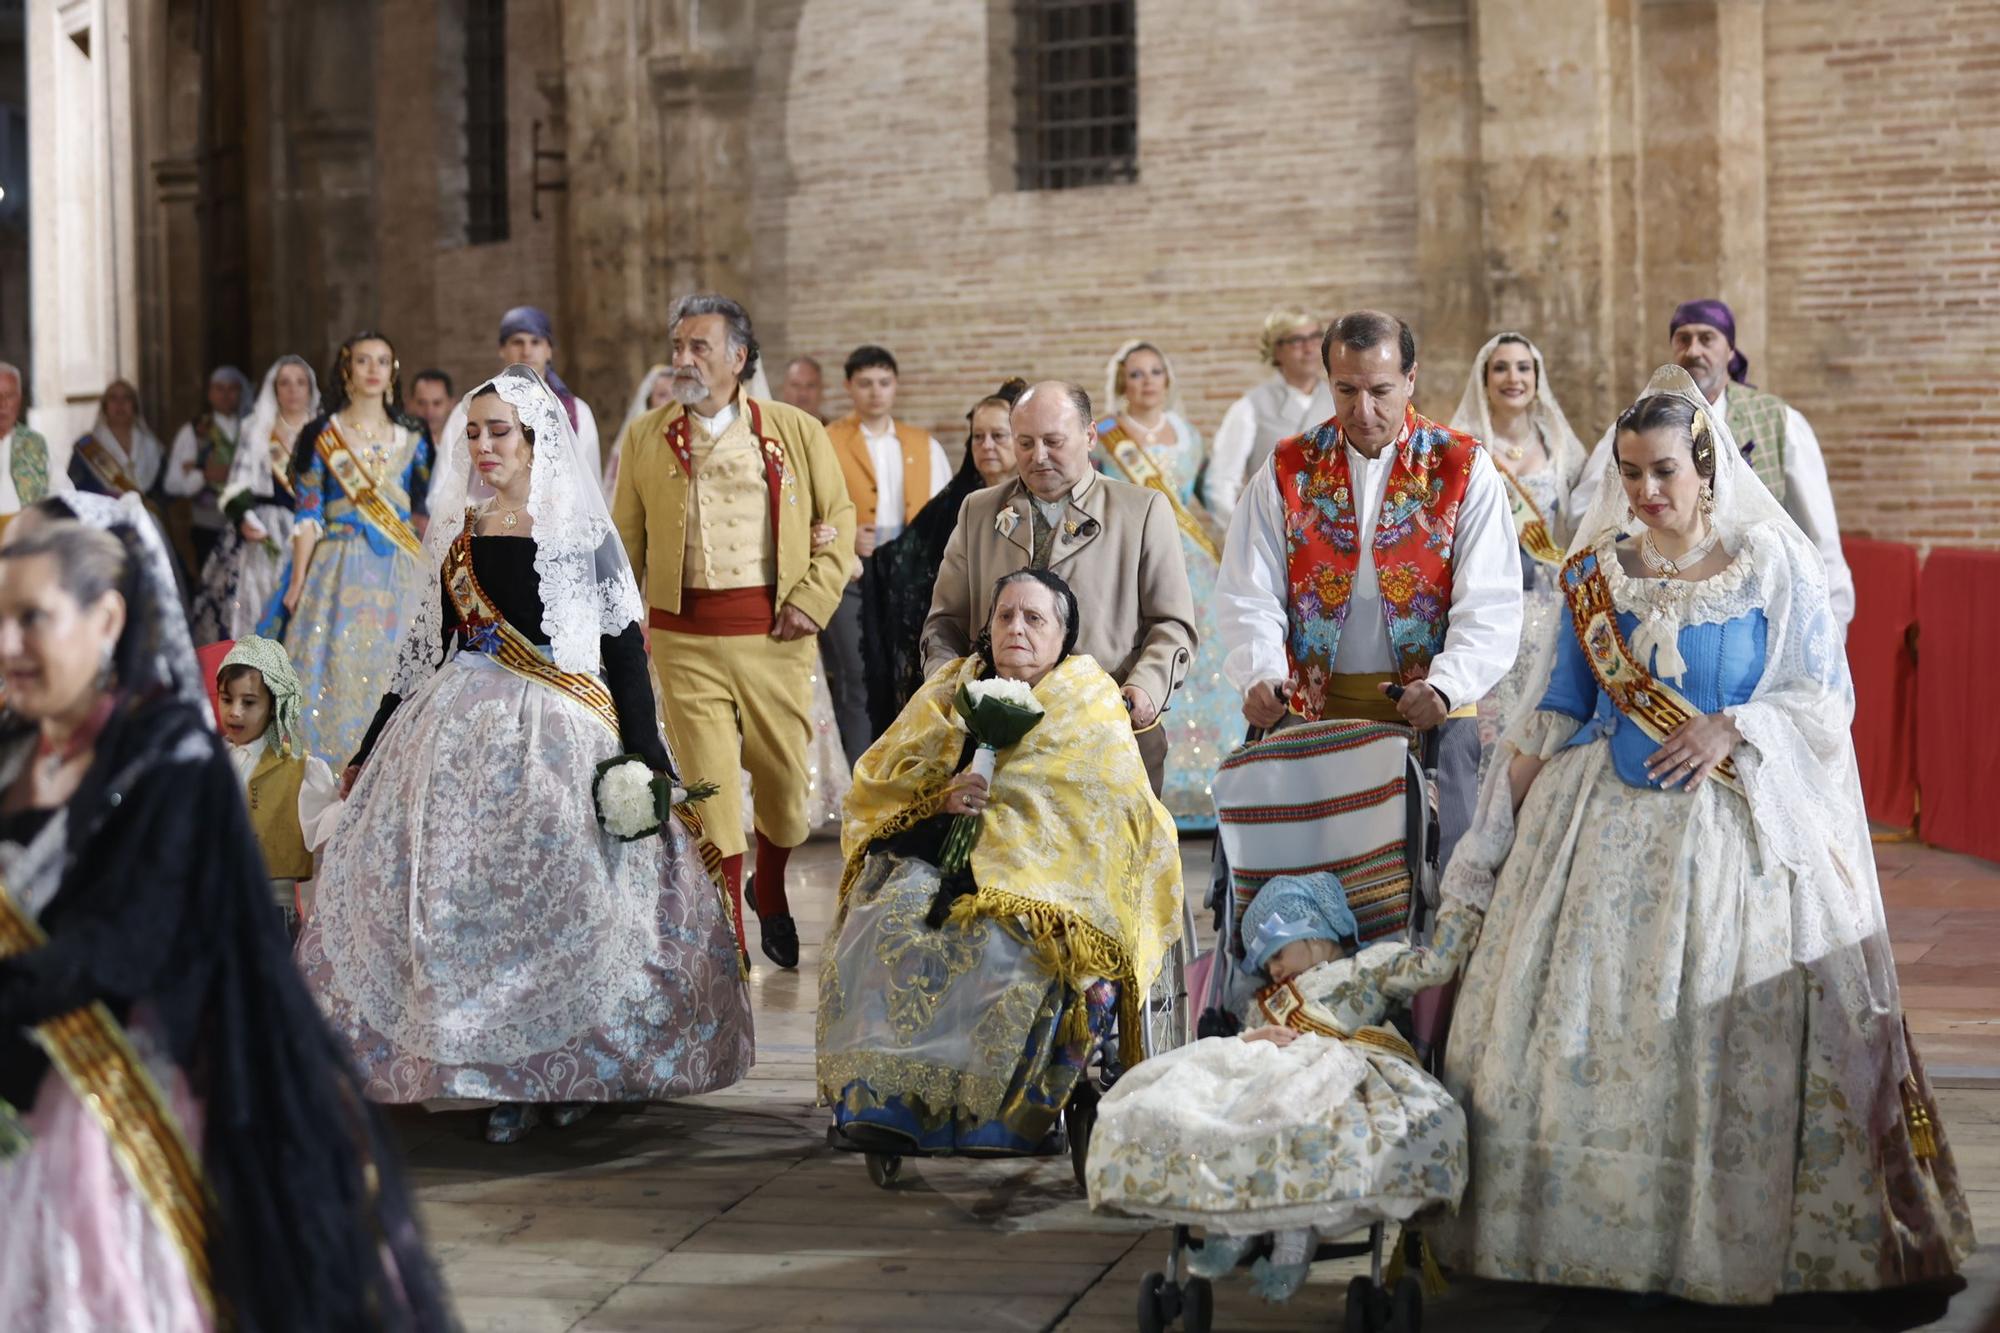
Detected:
left=1093, top=339, right=1235, bottom=831
left=1206, top=307, right=1327, bottom=527
left=1449, top=332, right=1588, bottom=760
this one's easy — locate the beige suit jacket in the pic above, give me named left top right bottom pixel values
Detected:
left=920, top=472, right=1197, bottom=712
left=611, top=390, right=856, bottom=629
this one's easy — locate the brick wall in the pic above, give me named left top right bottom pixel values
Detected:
left=1763, top=1, right=2000, bottom=549
left=753, top=0, right=1423, bottom=454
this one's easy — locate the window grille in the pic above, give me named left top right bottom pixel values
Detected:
left=1013, top=0, right=1137, bottom=191
left=465, top=0, right=509, bottom=244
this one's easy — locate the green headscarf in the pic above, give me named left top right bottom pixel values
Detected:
left=218, top=635, right=306, bottom=758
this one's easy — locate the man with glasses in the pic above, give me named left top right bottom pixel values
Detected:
left=1205, top=307, right=1330, bottom=529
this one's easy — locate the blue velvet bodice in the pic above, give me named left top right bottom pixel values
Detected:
left=1538, top=590, right=1768, bottom=790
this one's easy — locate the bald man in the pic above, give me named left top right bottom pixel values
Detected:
left=921, top=380, right=1197, bottom=791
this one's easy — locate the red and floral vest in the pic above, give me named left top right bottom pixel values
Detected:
left=1272, top=407, right=1482, bottom=719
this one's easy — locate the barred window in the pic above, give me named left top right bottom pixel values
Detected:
left=1013, top=0, right=1137, bottom=191
left=464, top=0, right=509, bottom=244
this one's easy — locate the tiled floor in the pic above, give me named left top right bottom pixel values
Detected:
left=397, top=836, right=2000, bottom=1333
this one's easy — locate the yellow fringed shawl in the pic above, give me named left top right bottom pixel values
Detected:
left=842, top=654, right=1184, bottom=1012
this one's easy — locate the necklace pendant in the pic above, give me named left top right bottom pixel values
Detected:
left=501, top=509, right=518, bottom=529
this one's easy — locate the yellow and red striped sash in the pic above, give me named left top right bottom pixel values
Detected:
left=1502, top=467, right=1565, bottom=567
left=441, top=520, right=620, bottom=737
left=1100, top=427, right=1221, bottom=563
left=0, top=879, right=214, bottom=1316
left=314, top=421, right=423, bottom=559
left=76, top=437, right=146, bottom=495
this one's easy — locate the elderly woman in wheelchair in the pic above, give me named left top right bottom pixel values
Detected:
left=816, top=568, right=1184, bottom=1162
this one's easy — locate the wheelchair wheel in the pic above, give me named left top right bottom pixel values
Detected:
left=864, top=1152, right=901, bottom=1189
left=1182, top=1275, right=1213, bottom=1333
left=1343, top=1274, right=1383, bottom=1333
left=1135, top=1271, right=1176, bottom=1333
left=1389, top=1272, right=1422, bottom=1332
left=1064, top=1085, right=1097, bottom=1190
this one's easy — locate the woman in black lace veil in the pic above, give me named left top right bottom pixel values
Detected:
left=861, top=377, right=1024, bottom=732
left=0, top=492, right=454, bottom=1331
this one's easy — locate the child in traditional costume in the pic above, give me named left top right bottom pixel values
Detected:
left=1085, top=872, right=1467, bottom=1302
left=214, top=635, right=340, bottom=937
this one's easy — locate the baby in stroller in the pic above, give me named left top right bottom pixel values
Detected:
left=1084, top=871, right=1468, bottom=1302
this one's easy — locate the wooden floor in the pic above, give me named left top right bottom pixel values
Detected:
left=397, top=837, right=2000, bottom=1333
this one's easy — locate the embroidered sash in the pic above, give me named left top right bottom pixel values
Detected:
left=670, top=802, right=749, bottom=979
left=264, top=426, right=296, bottom=501
left=441, top=518, right=620, bottom=737
left=0, top=878, right=214, bottom=1315
left=313, top=421, right=423, bottom=558
left=76, top=436, right=146, bottom=495
left=1501, top=467, right=1565, bottom=567
left=1255, top=978, right=1419, bottom=1065
left=1560, top=549, right=1743, bottom=793
left=1097, top=426, right=1221, bottom=563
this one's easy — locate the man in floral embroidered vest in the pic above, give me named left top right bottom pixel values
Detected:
left=1571, top=297, right=1853, bottom=626
left=611, top=294, right=856, bottom=972
left=1216, top=311, right=1523, bottom=866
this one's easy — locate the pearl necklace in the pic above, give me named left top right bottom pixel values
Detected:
left=1122, top=412, right=1173, bottom=446
left=1638, top=522, right=1719, bottom=578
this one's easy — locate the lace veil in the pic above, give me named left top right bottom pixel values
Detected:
left=225, top=355, right=322, bottom=500
left=619, top=364, right=671, bottom=440
left=1442, top=364, right=1901, bottom=1083
left=1448, top=332, right=1588, bottom=499
left=1102, top=338, right=1186, bottom=418
left=60, top=491, right=208, bottom=715
left=391, top=364, right=643, bottom=694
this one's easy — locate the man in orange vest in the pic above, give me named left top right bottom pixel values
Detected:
left=822, top=345, right=950, bottom=763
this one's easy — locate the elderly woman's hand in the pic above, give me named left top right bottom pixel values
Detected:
left=810, top=522, right=838, bottom=553
left=1241, top=1025, right=1300, bottom=1047
left=1646, top=710, right=1741, bottom=790
left=940, top=770, right=990, bottom=816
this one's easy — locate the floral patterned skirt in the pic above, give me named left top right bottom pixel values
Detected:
left=817, top=851, right=1114, bottom=1155
left=1436, top=740, right=1974, bottom=1301
left=1085, top=1029, right=1467, bottom=1236
left=299, top=651, right=755, bottom=1105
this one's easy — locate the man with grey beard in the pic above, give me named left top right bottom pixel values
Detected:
left=610, top=293, right=855, bottom=971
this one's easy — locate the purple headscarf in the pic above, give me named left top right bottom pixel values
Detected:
left=1669, top=299, right=1750, bottom=385
left=497, top=305, right=578, bottom=429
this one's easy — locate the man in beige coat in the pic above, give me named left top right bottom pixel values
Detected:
left=922, top=381, right=1196, bottom=791
left=612, top=294, right=855, bottom=970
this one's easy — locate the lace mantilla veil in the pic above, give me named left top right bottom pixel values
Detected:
left=1441, top=363, right=1904, bottom=1086
left=60, top=491, right=209, bottom=715
left=1448, top=331, right=1588, bottom=493
left=391, top=363, right=644, bottom=694
left=224, top=355, right=322, bottom=500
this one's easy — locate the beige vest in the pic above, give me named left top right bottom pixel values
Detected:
left=683, top=410, right=776, bottom=589
left=246, top=749, right=314, bottom=881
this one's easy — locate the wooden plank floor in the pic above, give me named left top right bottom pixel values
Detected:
left=396, top=837, right=2000, bottom=1332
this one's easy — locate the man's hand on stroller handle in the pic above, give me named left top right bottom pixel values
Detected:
left=1381, top=679, right=1449, bottom=730
left=1242, top=676, right=1294, bottom=729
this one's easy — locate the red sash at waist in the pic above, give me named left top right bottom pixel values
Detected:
left=650, top=586, right=776, bottom=636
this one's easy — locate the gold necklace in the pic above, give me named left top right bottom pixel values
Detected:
left=487, top=497, right=529, bottom=530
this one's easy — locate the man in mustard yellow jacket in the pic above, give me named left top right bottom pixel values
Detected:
left=612, top=294, right=855, bottom=970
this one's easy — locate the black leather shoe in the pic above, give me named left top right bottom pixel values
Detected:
left=758, top=913, right=800, bottom=969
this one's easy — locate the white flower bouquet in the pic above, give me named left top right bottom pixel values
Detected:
left=592, top=754, right=716, bottom=842
left=937, top=676, right=1046, bottom=872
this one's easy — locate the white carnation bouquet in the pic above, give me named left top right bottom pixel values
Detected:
left=937, top=676, right=1046, bottom=872
left=592, top=754, right=716, bottom=842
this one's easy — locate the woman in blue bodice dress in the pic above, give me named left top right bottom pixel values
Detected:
left=1346, top=366, right=1973, bottom=1305
left=1091, top=339, right=1235, bottom=831
left=260, top=332, right=433, bottom=762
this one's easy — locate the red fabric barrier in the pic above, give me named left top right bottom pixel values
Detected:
left=196, top=638, right=235, bottom=727
left=1842, top=537, right=1920, bottom=829
left=1915, top=549, right=2000, bottom=863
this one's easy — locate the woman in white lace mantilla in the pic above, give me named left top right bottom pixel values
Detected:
left=296, top=365, right=753, bottom=1143
left=1349, top=364, right=1973, bottom=1303
left=1448, top=332, right=1587, bottom=766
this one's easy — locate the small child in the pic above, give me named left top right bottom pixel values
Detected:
left=1085, top=871, right=1469, bottom=1303
left=215, top=636, right=339, bottom=938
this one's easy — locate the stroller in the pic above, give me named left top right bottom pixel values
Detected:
left=1130, top=711, right=1457, bottom=1333
left=829, top=862, right=1202, bottom=1192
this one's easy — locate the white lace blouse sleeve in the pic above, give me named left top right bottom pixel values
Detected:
left=1205, top=395, right=1258, bottom=529
left=297, top=755, right=343, bottom=852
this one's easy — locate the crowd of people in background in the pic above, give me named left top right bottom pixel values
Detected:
left=0, top=285, right=1972, bottom=1329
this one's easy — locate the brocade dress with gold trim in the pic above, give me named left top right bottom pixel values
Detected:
left=1434, top=531, right=1975, bottom=1300
left=297, top=528, right=755, bottom=1105
left=257, top=415, right=432, bottom=763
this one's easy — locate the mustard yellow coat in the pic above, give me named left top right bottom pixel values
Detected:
left=611, top=389, right=856, bottom=628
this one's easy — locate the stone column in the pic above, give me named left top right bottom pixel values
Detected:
left=1410, top=0, right=1488, bottom=419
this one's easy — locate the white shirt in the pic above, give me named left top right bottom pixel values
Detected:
left=861, top=419, right=950, bottom=543
left=1216, top=436, right=1524, bottom=710
left=1570, top=386, right=1855, bottom=625
left=225, top=732, right=343, bottom=856
left=572, top=398, right=600, bottom=476
left=164, top=417, right=241, bottom=510
left=692, top=402, right=739, bottom=437
left=1207, top=374, right=1323, bottom=528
